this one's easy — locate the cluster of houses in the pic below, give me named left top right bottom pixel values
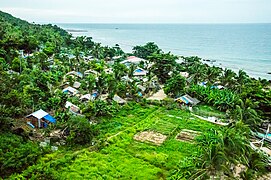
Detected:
left=23, top=55, right=201, bottom=129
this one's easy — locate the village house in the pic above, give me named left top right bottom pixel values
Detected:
left=84, top=69, right=99, bottom=76
left=26, top=109, right=56, bottom=128
left=65, top=101, right=80, bottom=114
left=73, top=81, right=81, bottom=89
left=80, top=91, right=99, bottom=101
left=66, top=71, right=83, bottom=79
left=121, top=75, right=133, bottom=83
left=137, top=85, right=147, bottom=95
left=80, top=94, right=91, bottom=101
left=121, top=56, right=146, bottom=67
left=83, top=55, right=94, bottom=62
left=62, top=86, right=79, bottom=96
left=105, top=68, right=113, bottom=74
left=133, top=68, right=148, bottom=77
left=113, top=95, right=127, bottom=104
left=175, top=94, right=200, bottom=106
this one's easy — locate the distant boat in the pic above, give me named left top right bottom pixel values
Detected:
left=115, top=28, right=119, bottom=30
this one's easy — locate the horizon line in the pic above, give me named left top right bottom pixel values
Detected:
left=50, top=22, right=271, bottom=25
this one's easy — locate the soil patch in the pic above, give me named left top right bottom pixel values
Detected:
left=176, top=129, right=200, bottom=142
left=134, top=131, right=167, bottom=145
left=147, top=89, right=167, bottom=101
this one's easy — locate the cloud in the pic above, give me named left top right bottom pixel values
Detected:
left=1, top=0, right=271, bottom=23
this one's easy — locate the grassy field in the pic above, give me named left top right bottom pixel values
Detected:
left=14, top=104, right=220, bottom=179
left=193, top=104, right=227, bottom=119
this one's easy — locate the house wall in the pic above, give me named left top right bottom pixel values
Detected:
left=26, top=116, right=51, bottom=128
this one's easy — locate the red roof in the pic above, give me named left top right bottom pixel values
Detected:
left=127, top=56, right=136, bottom=59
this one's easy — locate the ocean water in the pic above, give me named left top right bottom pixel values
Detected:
left=57, top=23, right=271, bottom=80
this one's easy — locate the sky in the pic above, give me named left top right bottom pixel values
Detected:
left=1, top=0, right=271, bottom=23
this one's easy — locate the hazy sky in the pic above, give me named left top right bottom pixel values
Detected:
left=1, top=0, right=271, bottom=23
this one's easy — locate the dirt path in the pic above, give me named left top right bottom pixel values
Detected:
left=147, top=89, right=167, bottom=101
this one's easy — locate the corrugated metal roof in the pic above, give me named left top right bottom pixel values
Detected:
left=113, top=95, right=126, bottom=104
left=26, top=109, right=48, bottom=119
left=62, top=86, right=78, bottom=95
left=80, top=94, right=91, bottom=100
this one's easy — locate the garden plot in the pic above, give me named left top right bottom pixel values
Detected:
left=148, top=119, right=178, bottom=135
left=175, top=129, right=201, bottom=142
left=134, top=131, right=167, bottom=145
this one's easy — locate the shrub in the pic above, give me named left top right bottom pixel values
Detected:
left=82, top=100, right=120, bottom=118
left=0, top=133, right=48, bottom=178
left=66, top=116, right=98, bottom=145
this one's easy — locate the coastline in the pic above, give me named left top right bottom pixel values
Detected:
left=61, top=23, right=271, bottom=80
left=66, top=29, right=88, bottom=32
left=201, top=58, right=271, bottom=80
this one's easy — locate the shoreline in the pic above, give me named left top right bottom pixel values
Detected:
left=66, top=29, right=88, bottom=32
left=201, top=58, right=271, bottom=80
left=66, top=29, right=271, bottom=81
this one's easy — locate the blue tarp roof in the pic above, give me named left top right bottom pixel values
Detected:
left=135, top=69, right=143, bottom=72
left=181, top=97, right=189, bottom=104
left=92, top=92, right=98, bottom=97
left=77, top=72, right=83, bottom=77
left=44, top=114, right=56, bottom=124
left=138, top=92, right=143, bottom=97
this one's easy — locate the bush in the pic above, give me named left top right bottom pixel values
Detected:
left=66, top=116, right=98, bottom=145
left=0, top=133, right=48, bottom=178
left=161, top=98, right=180, bottom=110
left=82, top=100, right=120, bottom=118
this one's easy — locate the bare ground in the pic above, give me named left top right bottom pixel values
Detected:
left=134, top=131, right=167, bottom=145
left=147, top=89, right=167, bottom=101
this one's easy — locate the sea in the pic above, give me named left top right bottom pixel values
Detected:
left=57, top=23, right=271, bottom=80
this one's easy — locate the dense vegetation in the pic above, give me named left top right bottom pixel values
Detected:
left=0, top=11, right=270, bottom=179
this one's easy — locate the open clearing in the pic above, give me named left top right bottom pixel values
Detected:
left=134, top=131, right=167, bottom=145
left=19, top=105, right=219, bottom=179
left=175, top=129, right=201, bottom=142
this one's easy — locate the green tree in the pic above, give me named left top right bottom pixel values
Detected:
left=164, top=74, right=186, bottom=97
left=132, top=42, right=161, bottom=59
left=193, top=121, right=264, bottom=179
left=230, top=99, right=262, bottom=130
left=220, top=68, right=236, bottom=88
left=148, top=52, right=178, bottom=84
left=113, top=62, right=128, bottom=81
left=66, top=116, right=97, bottom=145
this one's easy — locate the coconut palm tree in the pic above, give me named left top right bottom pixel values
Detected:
left=188, top=62, right=207, bottom=84
left=192, top=121, right=254, bottom=179
left=220, top=68, right=236, bottom=88
left=234, top=70, right=250, bottom=93
left=230, top=98, right=262, bottom=130
left=205, top=66, right=222, bottom=84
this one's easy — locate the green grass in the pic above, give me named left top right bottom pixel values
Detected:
left=14, top=104, right=220, bottom=179
left=193, top=104, right=227, bottom=119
